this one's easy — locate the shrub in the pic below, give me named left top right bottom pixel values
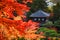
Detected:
left=36, top=27, right=49, bottom=34
left=54, top=20, right=60, bottom=28
left=42, top=21, right=54, bottom=27
left=44, top=30, right=57, bottom=37
left=36, top=27, right=57, bottom=37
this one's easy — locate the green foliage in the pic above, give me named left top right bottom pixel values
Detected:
left=52, top=2, right=60, bottom=21
left=54, top=20, right=60, bottom=28
left=17, top=37, right=25, bottom=40
left=36, top=27, right=49, bottom=34
left=42, top=21, right=54, bottom=27
left=57, top=34, right=60, bottom=37
left=30, top=0, right=47, bottom=12
left=36, top=27, right=57, bottom=37
left=40, top=38, right=45, bottom=40
left=26, top=11, right=32, bottom=18
left=44, top=30, right=57, bottom=37
left=54, top=20, right=60, bottom=33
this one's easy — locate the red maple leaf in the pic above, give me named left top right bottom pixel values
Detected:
left=0, top=0, right=39, bottom=39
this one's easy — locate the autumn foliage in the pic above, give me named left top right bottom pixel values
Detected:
left=0, top=0, right=31, bottom=18
left=0, top=0, right=40, bottom=40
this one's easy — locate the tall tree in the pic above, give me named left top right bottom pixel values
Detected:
left=52, top=3, right=60, bottom=21
left=30, top=0, right=47, bottom=12
left=51, top=0, right=60, bottom=4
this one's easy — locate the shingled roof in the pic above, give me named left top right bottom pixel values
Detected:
left=30, top=10, right=50, bottom=17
